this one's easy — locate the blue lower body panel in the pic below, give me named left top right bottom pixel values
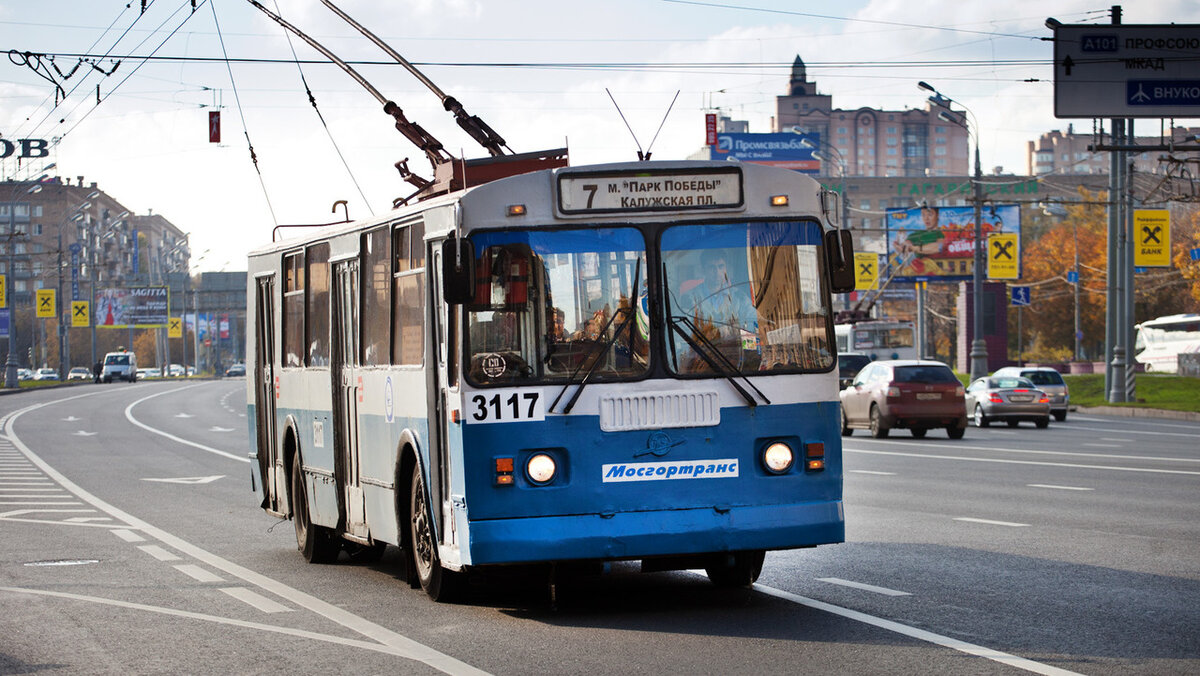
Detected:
left=468, top=499, right=843, bottom=565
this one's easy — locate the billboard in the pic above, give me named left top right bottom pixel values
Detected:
left=706, top=132, right=820, bottom=173
left=885, top=204, right=1021, bottom=282
left=95, top=286, right=169, bottom=328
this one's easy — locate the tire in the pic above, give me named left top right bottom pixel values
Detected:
left=911, top=428, right=927, bottom=439
left=1053, top=410, right=1067, bottom=422
left=1007, top=420, right=1019, bottom=428
left=705, top=550, right=765, bottom=588
left=409, top=465, right=462, bottom=602
left=1035, top=417, right=1050, bottom=429
left=974, top=405, right=989, bottom=428
left=841, top=409, right=853, bottom=437
left=947, top=425, right=965, bottom=439
left=869, top=406, right=889, bottom=439
left=290, top=462, right=339, bottom=563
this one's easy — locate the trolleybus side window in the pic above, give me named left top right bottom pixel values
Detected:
left=393, top=221, right=425, bottom=366
left=306, top=242, right=331, bottom=367
left=464, top=227, right=648, bottom=386
left=282, top=251, right=305, bottom=367
left=661, top=220, right=833, bottom=375
left=361, top=226, right=391, bottom=365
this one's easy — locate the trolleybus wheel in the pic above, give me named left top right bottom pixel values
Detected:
left=409, top=466, right=461, bottom=601
left=291, top=463, right=339, bottom=563
left=705, top=550, right=765, bottom=588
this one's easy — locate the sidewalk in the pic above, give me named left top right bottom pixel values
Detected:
left=1075, top=405, right=1200, bottom=423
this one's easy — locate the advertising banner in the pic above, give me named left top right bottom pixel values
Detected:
left=708, top=132, right=821, bottom=173
left=885, top=204, right=1021, bottom=282
left=94, top=286, right=169, bottom=328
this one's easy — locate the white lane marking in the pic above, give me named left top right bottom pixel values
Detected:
left=817, top=577, right=911, bottom=596
left=139, top=544, right=182, bottom=562
left=755, top=584, right=1081, bottom=676
left=0, top=501, right=81, bottom=505
left=1099, top=438, right=1134, bottom=442
left=8, top=388, right=489, bottom=676
left=110, top=529, right=146, bottom=543
left=1083, top=443, right=1122, bottom=448
left=175, top=564, right=225, bottom=583
left=208, top=426, right=234, bottom=432
left=1067, top=423, right=1199, bottom=438
left=848, top=439, right=1200, bottom=464
left=0, top=586, right=491, bottom=667
left=0, top=488, right=66, bottom=492
left=955, top=517, right=1029, bottom=527
left=142, top=475, right=224, bottom=485
left=848, top=470, right=896, bottom=476
left=221, top=587, right=293, bottom=613
left=124, top=387, right=249, bottom=463
left=845, top=448, right=1200, bottom=476
left=64, top=517, right=113, bottom=523
left=1028, top=484, right=1093, bottom=491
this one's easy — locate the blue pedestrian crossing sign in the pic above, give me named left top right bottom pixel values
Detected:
left=1011, top=286, right=1031, bottom=307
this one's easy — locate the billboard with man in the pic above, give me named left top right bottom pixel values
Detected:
left=885, top=204, right=1021, bottom=282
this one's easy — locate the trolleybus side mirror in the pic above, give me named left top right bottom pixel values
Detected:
left=441, top=237, right=476, bottom=305
left=824, top=229, right=855, bottom=294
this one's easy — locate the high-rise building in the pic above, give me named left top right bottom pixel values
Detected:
left=773, top=56, right=970, bottom=178
left=1026, top=123, right=1200, bottom=176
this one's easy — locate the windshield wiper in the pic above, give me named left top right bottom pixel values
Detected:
left=549, top=258, right=642, bottom=415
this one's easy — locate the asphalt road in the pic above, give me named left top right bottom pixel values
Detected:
left=1, top=380, right=1196, bottom=675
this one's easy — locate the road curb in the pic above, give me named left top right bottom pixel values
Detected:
left=1076, top=405, right=1200, bottom=422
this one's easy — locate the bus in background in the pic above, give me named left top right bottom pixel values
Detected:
left=1134, top=314, right=1200, bottom=373
left=247, top=160, right=855, bottom=600
left=835, top=319, right=918, bottom=361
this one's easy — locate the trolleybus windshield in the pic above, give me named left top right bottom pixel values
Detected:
left=465, top=226, right=649, bottom=386
left=661, top=220, right=833, bottom=375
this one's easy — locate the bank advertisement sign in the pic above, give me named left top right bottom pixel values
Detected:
left=707, top=132, right=820, bottom=173
left=94, top=286, right=169, bottom=328
left=885, top=204, right=1021, bottom=282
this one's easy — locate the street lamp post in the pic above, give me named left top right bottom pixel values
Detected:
left=919, top=81, right=988, bottom=381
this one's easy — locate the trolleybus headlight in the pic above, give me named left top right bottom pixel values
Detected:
left=526, top=453, right=557, bottom=485
left=762, top=442, right=794, bottom=474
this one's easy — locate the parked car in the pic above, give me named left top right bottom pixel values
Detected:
left=991, top=366, right=1069, bottom=421
left=837, top=352, right=872, bottom=391
left=225, top=363, right=246, bottom=377
left=102, top=350, right=138, bottom=383
left=840, top=359, right=967, bottom=439
left=17, top=368, right=33, bottom=381
left=32, top=368, right=59, bottom=381
left=137, top=367, right=162, bottom=379
left=167, top=364, right=186, bottom=377
left=67, top=367, right=92, bottom=380
left=965, top=376, right=1051, bottom=428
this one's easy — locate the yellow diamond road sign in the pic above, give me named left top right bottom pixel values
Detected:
left=72, top=301, right=90, bottom=328
left=854, top=252, right=879, bottom=291
left=987, top=233, right=1019, bottom=280
left=1134, top=209, right=1170, bottom=267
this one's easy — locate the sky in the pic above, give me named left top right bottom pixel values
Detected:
left=2, top=0, right=1198, bottom=272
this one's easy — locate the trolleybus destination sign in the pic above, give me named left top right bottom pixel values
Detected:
left=558, top=167, right=743, bottom=214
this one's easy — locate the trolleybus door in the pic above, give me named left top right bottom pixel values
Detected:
left=253, top=275, right=281, bottom=513
left=429, top=245, right=456, bottom=548
left=332, top=259, right=369, bottom=539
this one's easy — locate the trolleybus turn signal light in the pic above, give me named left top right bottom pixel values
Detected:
left=805, top=442, right=825, bottom=472
left=770, top=195, right=789, bottom=207
left=506, top=204, right=527, bottom=217
left=495, top=457, right=515, bottom=485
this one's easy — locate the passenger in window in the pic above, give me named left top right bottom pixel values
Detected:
left=684, top=250, right=757, bottom=340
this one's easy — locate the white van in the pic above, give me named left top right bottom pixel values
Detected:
left=102, top=350, right=138, bottom=383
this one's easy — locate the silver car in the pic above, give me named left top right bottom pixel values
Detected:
left=965, top=376, right=1051, bottom=428
left=992, top=366, right=1069, bottom=421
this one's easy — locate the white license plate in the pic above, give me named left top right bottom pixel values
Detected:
left=916, top=393, right=940, bottom=400
left=1009, top=395, right=1032, bottom=402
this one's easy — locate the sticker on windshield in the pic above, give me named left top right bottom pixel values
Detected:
left=480, top=353, right=507, bottom=379
left=467, top=390, right=545, bottom=424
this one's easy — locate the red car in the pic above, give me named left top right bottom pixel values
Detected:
left=840, top=359, right=967, bottom=439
